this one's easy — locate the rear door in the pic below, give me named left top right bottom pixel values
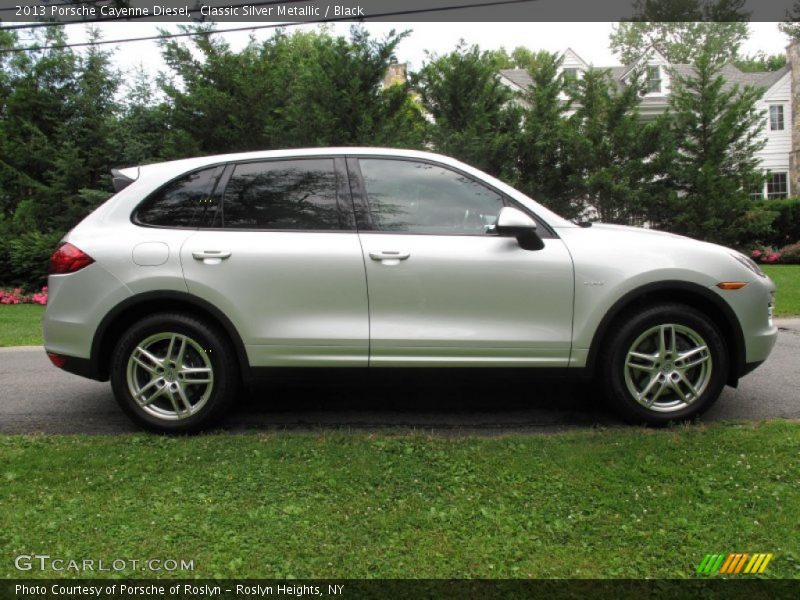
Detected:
left=180, top=156, right=369, bottom=367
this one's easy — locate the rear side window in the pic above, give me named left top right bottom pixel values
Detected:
left=221, top=159, right=341, bottom=230
left=135, top=167, right=221, bottom=228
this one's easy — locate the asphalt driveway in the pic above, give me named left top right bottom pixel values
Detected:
left=1, top=321, right=798, bottom=434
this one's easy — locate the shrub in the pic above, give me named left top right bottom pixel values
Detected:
left=0, top=286, right=47, bottom=305
left=7, top=230, right=64, bottom=286
left=778, top=242, right=800, bottom=264
left=750, top=198, right=800, bottom=247
left=751, top=245, right=781, bottom=264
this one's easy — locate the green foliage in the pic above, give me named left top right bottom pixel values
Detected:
left=513, top=52, right=580, bottom=218
left=748, top=198, right=800, bottom=247
left=160, top=26, right=426, bottom=154
left=566, top=69, right=668, bottom=223
left=780, top=1, right=800, bottom=40
left=7, top=230, right=63, bottom=286
left=778, top=242, right=800, bottom=264
left=734, top=52, right=787, bottom=73
left=416, top=42, right=519, bottom=178
left=726, top=205, right=781, bottom=249
left=658, top=44, right=766, bottom=245
left=610, top=1, right=749, bottom=64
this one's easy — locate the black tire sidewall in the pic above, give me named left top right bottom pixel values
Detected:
left=110, top=313, right=238, bottom=433
left=603, top=303, right=729, bottom=425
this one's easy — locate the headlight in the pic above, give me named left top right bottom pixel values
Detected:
left=731, top=253, right=767, bottom=278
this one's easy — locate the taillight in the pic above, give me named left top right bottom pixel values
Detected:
left=47, top=352, right=67, bottom=368
left=49, top=242, right=94, bottom=275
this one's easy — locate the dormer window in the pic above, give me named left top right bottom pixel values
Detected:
left=646, top=65, right=662, bottom=94
left=562, top=68, right=579, bottom=89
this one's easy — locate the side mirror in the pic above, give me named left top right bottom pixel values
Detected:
left=495, top=207, right=537, bottom=235
left=494, top=207, right=544, bottom=250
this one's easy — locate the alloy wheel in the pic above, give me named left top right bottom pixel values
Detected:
left=125, top=332, right=214, bottom=421
left=623, top=323, right=713, bottom=413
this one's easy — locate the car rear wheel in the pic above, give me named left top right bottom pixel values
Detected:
left=110, top=312, right=239, bottom=433
left=602, top=303, right=728, bottom=425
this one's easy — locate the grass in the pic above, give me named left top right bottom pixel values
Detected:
left=0, top=304, right=44, bottom=347
left=2, top=421, right=799, bottom=579
left=763, top=265, right=800, bottom=317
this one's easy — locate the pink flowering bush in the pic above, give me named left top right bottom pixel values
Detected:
left=751, top=246, right=781, bottom=264
left=0, top=286, right=48, bottom=305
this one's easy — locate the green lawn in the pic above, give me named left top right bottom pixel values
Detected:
left=0, top=304, right=44, bottom=347
left=2, top=422, right=799, bottom=579
left=763, top=265, right=800, bottom=317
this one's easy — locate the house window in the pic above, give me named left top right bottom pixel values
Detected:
left=646, top=65, right=662, bottom=94
left=767, top=172, right=788, bottom=199
left=749, top=182, right=765, bottom=200
left=769, top=105, right=785, bottom=131
left=562, top=68, right=579, bottom=88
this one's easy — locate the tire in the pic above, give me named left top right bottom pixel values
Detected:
left=110, top=312, right=239, bottom=433
left=601, top=303, right=729, bottom=425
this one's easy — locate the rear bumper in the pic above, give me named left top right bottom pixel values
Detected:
left=45, top=351, right=105, bottom=381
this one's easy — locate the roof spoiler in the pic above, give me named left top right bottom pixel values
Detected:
left=111, top=166, right=140, bottom=192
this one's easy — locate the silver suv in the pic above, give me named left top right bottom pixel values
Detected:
left=43, top=148, right=777, bottom=432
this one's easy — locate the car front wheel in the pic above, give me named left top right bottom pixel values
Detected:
left=110, top=312, right=239, bottom=433
left=602, top=303, right=729, bottom=425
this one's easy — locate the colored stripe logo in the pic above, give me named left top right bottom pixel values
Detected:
left=697, top=553, right=773, bottom=574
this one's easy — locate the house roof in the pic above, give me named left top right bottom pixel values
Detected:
left=498, top=61, right=790, bottom=96
left=499, top=68, right=534, bottom=90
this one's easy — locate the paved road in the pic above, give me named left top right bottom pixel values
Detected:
left=1, top=323, right=798, bottom=434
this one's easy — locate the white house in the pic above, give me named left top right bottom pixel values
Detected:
left=499, top=47, right=793, bottom=199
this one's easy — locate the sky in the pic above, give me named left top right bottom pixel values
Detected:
left=33, top=21, right=795, bottom=79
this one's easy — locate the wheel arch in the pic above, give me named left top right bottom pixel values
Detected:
left=585, top=281, right=746, bottom=387
left=90, top=291, right=251, bottom=383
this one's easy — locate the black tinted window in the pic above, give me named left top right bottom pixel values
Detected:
left=360, top=159, right=503, bottom=234
left=136, top=167, right=220, bottom=228
left=222, top=159, right=340, bottom=230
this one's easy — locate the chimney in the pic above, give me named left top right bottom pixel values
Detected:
left=788, top=40, right=800, bottom=195
left=382, top=61, right=407, bottom=89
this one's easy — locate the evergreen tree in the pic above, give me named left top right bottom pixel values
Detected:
left=660, top=46, right=765, bottom=244
left=112, top=65, right=172, bottom=166
left=513, top=52, right=581, bottom=219
left=159, top=26, right=426, bottom=155
left=567, top=68, right=668, bottom=224
left=416, top=42, right=519, bottom=178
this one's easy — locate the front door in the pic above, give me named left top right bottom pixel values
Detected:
left=350, top=157, right=574, bottom=367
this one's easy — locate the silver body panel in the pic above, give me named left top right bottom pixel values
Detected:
left=360, top=233, right=573, bottom=366
left=43, top=148, right=777, bottom=376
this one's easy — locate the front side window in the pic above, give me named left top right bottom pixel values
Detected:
left=359, top=159, right=504, bottom=235
left=767, top=172, right=788, bottom=199
left=646, top=65, right=661, bottom=94
left=222, top=159, right=340, bottom=230
left=135, top=167, right=221, bottom=228
left=769, top=105, right=785, bottom=131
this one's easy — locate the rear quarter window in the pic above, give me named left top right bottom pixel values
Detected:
left=134, top=166, right=222, bottom=228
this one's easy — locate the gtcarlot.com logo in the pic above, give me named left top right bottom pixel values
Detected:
left=697, top=552, right=773, bottom=575
left=14, top=554, right=194, bottom=573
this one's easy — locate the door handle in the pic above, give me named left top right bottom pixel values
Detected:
left=369, top=251, right=410, bottom=262
left=192, top=250, right=231, bottom=264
